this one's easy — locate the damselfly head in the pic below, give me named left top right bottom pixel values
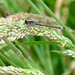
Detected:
left=25, top=20, right=28, bottom=24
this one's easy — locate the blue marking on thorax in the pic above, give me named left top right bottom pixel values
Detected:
left=27, top=22, right=28, bottom=23
left=28, top=21, right=37, bottom=25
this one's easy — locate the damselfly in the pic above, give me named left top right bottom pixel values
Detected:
left=25, top=20, right=65, bottom=29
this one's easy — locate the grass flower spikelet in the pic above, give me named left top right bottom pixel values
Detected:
left=0, top=12, right=74, bottom=48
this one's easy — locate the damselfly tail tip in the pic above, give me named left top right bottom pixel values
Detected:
left=60, top=27, right=65, bottom=29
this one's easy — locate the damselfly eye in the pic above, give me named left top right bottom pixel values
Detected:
left=25, top=20, right=28, bottom=24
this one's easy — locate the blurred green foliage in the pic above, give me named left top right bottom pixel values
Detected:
left=0, top=0, right=75, bottom=75
left=67, top=2, right=75, bottom=29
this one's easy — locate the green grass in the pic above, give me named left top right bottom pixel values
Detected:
left=0, top=0, right=75, bottom=75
